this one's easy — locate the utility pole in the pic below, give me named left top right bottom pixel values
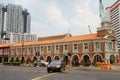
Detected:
left=88, top=25, right=92, bottom=34
left=22, top=34, right=24, bottom=65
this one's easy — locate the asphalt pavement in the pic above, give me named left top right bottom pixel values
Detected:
left=0, top=65, right=120, bottom=80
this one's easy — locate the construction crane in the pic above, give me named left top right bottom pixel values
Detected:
left=99, top=0, right=106, bottom=22
left=88, top=25, right=92, bottom=34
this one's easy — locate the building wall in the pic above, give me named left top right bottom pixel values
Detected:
left=8, top=39, right=113, bottom=63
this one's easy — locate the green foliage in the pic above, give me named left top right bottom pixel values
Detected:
left=3, top=62, right=21, bottom=66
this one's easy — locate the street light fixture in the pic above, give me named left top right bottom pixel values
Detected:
left=21, top=34, right=24, bottom=65
left=35, top=51, right=39, bottom=67
left=22, top=42, right=24, bottom=64
left=111, top=37, right=116, bottom=64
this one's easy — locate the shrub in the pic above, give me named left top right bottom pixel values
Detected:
left=3, top=62, right=21, bottom=66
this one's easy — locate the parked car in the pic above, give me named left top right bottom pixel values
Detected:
left=47, top=60, right=66, bottom=73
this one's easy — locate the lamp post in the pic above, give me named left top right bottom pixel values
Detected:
left=111, top=37, right=116, bottom=64
left=35, top=52, right=39, bottom=67
left=21, top=34, right=24, bottom=65
left=90, top=41, right=94, bottom=67
left=22, top=42, right=24, bottom=64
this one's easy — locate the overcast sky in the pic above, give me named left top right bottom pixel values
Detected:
left=1, top=0, right=117, bottom=37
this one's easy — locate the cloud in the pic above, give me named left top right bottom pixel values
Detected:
left=13, top=0, right=101, bottom=36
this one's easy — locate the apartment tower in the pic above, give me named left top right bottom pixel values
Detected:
left=0, top=3, right=31, bottom=38
left=0, top=3, right=5, bottom=38
left=6, top=4, right=31, bottom=38
left=106, top=0, right=120, bottom=48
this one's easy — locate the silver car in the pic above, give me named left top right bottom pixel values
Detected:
left=47, top=60, right=66, bottom=73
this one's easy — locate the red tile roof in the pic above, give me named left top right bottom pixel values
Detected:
left=0, top=33, right=103, bottom=47
left=38, top=33, right=68, bottom=39
left=64, top=34, right=102, bottom=42
left=0, top=44, right=10, bottom=48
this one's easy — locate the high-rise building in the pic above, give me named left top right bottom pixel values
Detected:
left=0, top=3, right=5, bottom=38
left=22, top=9, right=31, bottom=34
left=6, top=4, right=23, bottom=34
left=0, top=3, right=31, bottom=38
left=6, top=4, right=31, bottom=38
left=106, top=0, right=120, bottom=48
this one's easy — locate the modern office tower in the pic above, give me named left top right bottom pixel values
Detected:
left=0, top=3, right=5, bottom=38
left=106, top=0, right=120, bottom=48
left=6, top=4, right=31, bottom=38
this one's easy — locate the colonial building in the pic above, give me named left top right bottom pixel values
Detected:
left=0, top=21, right=119, bottom=66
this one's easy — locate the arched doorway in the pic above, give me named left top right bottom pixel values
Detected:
left=26, top=57, right=31, bottom=64
left=94, top=55, right=102, bottom=64
left=46, top=56, right=52, bottom=63
left=15, top=57, right=19, bottom=62
left=72, top=55, right=79, bottom=67
left=33, top=56, right=37, bottom=62
left=110, top=55, right=115, bottom=64
left=10, top=57, right=14, bottom=62
left=0, top=57, right=2, bottom=63
left=21, top=57, right=25, bottom=63
left=63, top=55, right=68, bottom=65
left=54, top=56, right=59, bottom=60
left=40, top=56, right=44, bottom=60
left=4, top=56, right=8, bottom=62
left=82, top=55, right=91, bottom=67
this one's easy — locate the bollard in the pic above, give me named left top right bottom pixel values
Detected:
left=109, top=65, right=112, bottom=70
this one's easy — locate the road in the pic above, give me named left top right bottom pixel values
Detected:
left=0, top=65, right=120, bottom=80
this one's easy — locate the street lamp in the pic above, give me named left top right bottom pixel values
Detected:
left=35, top=52, right=39, bottom=67
left=22, top=42, right=24, bottom=64
left=21, top=34, right=24, bottom=65
left=111, top=37, right=116, bottom=64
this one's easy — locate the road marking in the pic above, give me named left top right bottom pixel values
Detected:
left=31, top=67, right=75, bottom=80
left=32, top=72, right=58, bottom=80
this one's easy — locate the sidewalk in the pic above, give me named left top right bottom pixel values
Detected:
left=111, top=65, right=120, bottom=71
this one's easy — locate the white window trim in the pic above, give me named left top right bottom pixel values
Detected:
left=94, top=42, right=101, bottom=52
left=11, top=48, right=14, bottom=55
left=105, top=41, right=113, bottom=51
left=73, top=43, right=78, bottom=53
left=22, top=47, right=25, bottom=55
left=108, top=41, right=113, bottom=51
left=83, top=42, right=89, bottom=52
left=40, top=45, right=44, bottom=54
left=63, top=44, right=68, bottom=53
left=27, top=47, right=31, bottom=54
left=54, top=44, right=59, bottom=53
left=47, top=45, right=51, bottom=54
left=33, top=46, right=37, bottom=54
left=16, top=47, right=20, bottom=55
